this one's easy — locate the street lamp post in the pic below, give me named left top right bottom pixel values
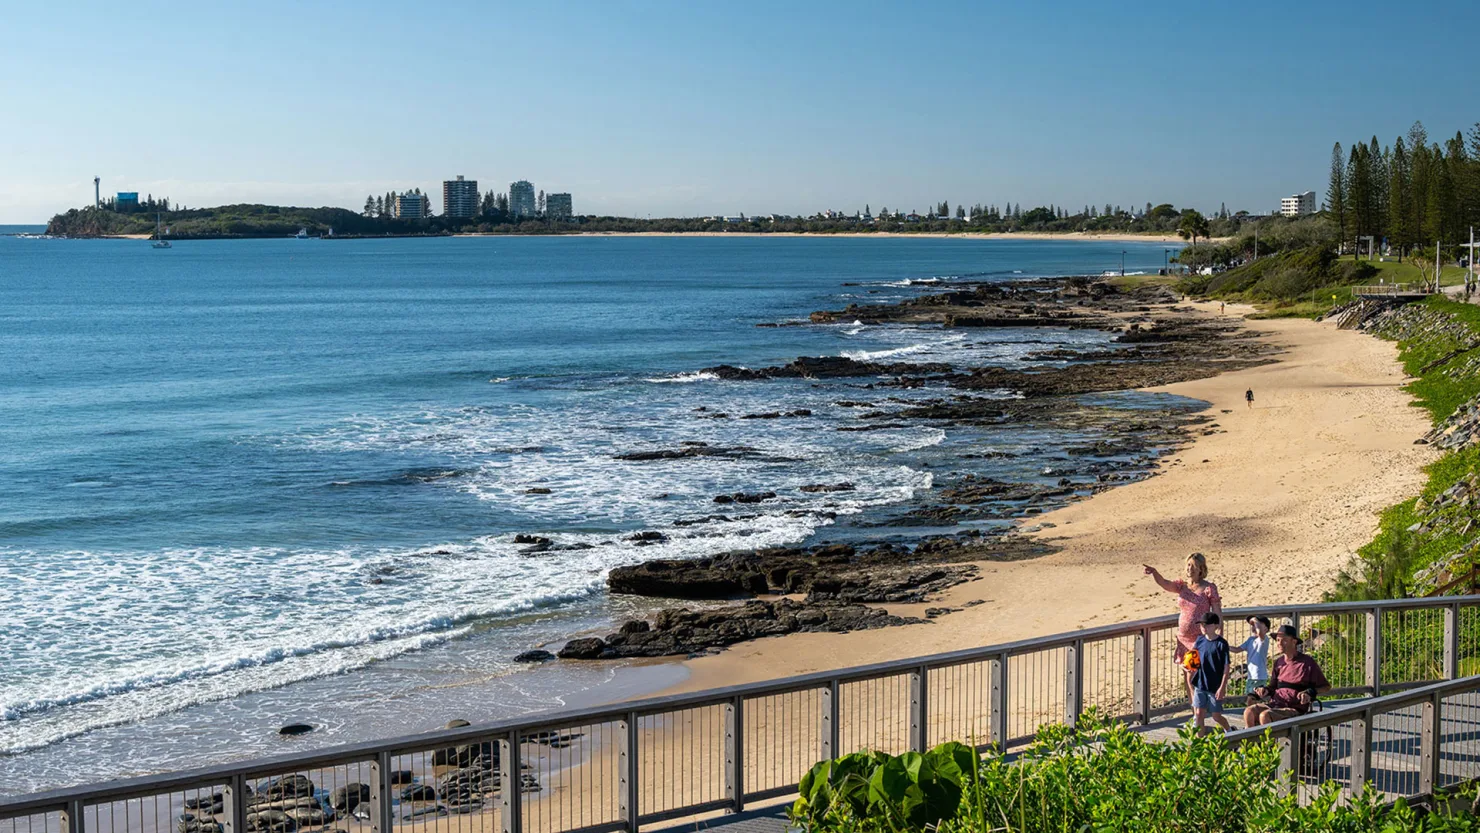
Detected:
left=1163, top=248, right=1170, bottom=275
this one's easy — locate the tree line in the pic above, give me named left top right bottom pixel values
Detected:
left=1326, top=121, right=1480, bottom=258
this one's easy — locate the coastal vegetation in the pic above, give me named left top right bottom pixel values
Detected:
left=789, top=715, right=1480, bottom=832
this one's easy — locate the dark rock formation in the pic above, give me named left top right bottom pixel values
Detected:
left=713, top=491, right=777, bottom=504
left=559, top=599, right=926, bottom=659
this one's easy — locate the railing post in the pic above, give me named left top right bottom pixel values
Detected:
left=726, top=697, right=745, bottom=814
left=820, top=680, right=840, bottom=760
left=1348, top=709, right=1372, bottom=795
left=989, top=652, right=1008, bottom=749
left=500, top=732, right=524, bottom=833
left=370, top=749, right=394, bottom=833
left=1365, top=607, right=1382, bottom=697
left=909, top=666, right=929, bottom=751
left=1444, top=604, right=1460, bottom=680
left=1420, top=692, right=1443, bottom=796
left=223, top=774, right=249, bottom=833
left=60, top=799, right=84, bottom=833
left=618, top=715, right=638, bottom=831
left=1276, top=732, right=1297, bottom=798
left=1065, top=640, right=1083, bottom=727
left=1134, top=629, right=1151, bottom=725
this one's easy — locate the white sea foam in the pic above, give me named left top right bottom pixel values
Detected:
left=643, top=371, right=720, bottom=384
left=888, top=428, right=947, bottom=453
left=842, top=342, right=934, bottom=361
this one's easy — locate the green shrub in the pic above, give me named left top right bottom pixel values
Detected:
left=791, top=712, right=1479, bottom=833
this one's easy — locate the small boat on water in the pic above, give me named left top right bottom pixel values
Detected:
left=152, top=213, right=171, bottom=248
left=295, top=228, right=310, bottom=239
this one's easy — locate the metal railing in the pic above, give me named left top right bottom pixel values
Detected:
left=5, top=595, right=1480, bottom=833
left=1226, top=675, right=1480, bottom=803
left=1352, top=283, right=1432, bottom=297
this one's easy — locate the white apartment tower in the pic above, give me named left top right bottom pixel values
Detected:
left=509, top=181, right=537, bottom=218
left=1280, top=191, right=1316, bottom=217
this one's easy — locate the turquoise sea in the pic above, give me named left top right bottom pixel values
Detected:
left=0, top=234, right=1181, bottom=792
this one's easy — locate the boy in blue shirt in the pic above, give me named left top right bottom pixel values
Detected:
left=1190, top=611, right=1231, bottom=735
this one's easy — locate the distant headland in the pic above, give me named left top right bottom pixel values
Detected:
left=45, top=198, right=1246, bottom=241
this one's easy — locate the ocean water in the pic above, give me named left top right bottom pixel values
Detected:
left=0, top=235, right=1180, bottom=792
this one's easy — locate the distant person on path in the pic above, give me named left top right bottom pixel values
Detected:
left=1243, top=625, right=1332, bottom=726
left=1245, top=388, right=1254, bottom=409
left=1144, top=554, right=1222, bottom=697
left=1220, top=302, right=1226, bottom=315
left=1230, top=615, right=1271, bottom=698
left=1188, top=612, right=1232, bottom=735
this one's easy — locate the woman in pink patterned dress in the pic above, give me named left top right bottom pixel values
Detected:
left=1143, top=553, right=1222, bottom=678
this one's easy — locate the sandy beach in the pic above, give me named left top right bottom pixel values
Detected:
left=665, top=301, right=1434, bottom=694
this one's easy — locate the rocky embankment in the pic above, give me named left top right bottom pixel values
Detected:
left=541, top=277, right=1282, bottom=661
left=1341, top=299, right=1480, bottom=594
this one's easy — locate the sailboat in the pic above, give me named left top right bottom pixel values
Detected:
left=152, top=213, right=171, bottom=249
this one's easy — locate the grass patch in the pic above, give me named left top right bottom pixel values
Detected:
left=1364, top=259, right=1471, bottom=288
left=1104, top=273, right=1179, bottom=290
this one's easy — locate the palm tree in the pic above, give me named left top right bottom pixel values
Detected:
left=1177, top=210, right=1210, bottom=244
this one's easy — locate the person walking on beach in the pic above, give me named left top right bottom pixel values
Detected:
left=1144, top=553, right=1222, bottom=695
left=1245, top=388, right=1254, bottom=409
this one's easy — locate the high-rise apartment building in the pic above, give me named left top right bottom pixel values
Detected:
left=509, top=180, right=537, bottom=218
left=394, top=192, right=430, bottom=219
left=442, top=175, right=479, bottom=218
left=546, top=192, right=573, bottom=220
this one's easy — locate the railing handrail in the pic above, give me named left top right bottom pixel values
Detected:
left=4, top=593, right=1480, bottom=816
left=1223, top=674, right=1480, bottom=745
left=1352, top=283, right=1430, bottom=296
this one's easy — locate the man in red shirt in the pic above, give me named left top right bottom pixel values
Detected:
left=1242, top=624, right=1332, bottom=726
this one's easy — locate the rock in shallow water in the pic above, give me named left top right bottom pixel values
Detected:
left=514, top=649, right=556, bottom=663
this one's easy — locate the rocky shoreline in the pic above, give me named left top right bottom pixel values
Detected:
left=526, top=276, right=1280, bottom=662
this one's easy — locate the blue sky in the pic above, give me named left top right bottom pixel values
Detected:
left=2, top=0, right=1476, bottom=223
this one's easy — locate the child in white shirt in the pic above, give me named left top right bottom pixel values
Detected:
left=1230, top=615, right=1271, bottom=697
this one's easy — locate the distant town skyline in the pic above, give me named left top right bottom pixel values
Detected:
left=2, top=0, right=1477, bottom=224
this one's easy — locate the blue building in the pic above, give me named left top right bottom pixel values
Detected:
left=116, top=192, right=139, bottom=210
